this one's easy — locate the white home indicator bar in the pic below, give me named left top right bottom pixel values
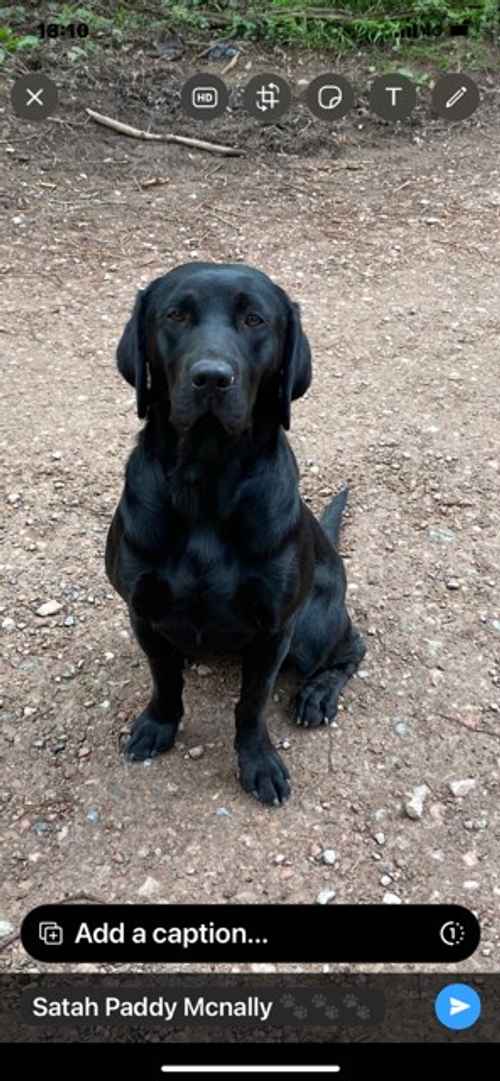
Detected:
left=161, top=1068, right=341, bottom=1075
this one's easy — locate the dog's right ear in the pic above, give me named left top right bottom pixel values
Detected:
left=116, top=287, right=151, bottom=419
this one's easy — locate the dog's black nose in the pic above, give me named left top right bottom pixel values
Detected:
left=191, top=359, right=234, bottom=392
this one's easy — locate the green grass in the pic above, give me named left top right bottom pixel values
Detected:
left=0, top=0, right=498, bottom=65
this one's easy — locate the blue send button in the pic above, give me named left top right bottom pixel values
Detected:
left=435, top=983, right=481, bottom=1030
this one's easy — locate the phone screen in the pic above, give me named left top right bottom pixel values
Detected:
left=1, top=1, right=499, bottom=1076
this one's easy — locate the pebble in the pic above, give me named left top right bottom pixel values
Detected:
left=380, top=875, right=392, bottom=886
left=321, top=849, right=337, bottom=865
left=394, top=720, right=408, bottom=737
left=86, top=808, right=99, bottom=824
left=24, top=706, right=37, bottom=718
left=491, top=620, right=500, bottom=633
left=188, top=745, right=204, bottom=759
left=383, top=892, right=402, bottom=904
left=216, top=807, right=231, bottom=817
left=317, top=888, right=336, bottom=905
left=64, top=616, right=75, bottom=627
left=36, top=600, right=62, bottom=617
left=374, top=832, right=385, bottom=845
left=0, top=920, right=14, bottom=938
left=448, top=778, right=476, bottom=798
left=195, top=665, right=211, bottom=676
left=2, top=616, right=16, bottom=632
left=78, top=746, right=91, bottom=758
left=137, top=876, right=161, bottom=898
left=33, top=819, right=50, bottom=835
left=445, top=579, right=461, bottom=591
left=428, top=527, right=455, bottom=543
left=403, top=784, right=429, bottom=820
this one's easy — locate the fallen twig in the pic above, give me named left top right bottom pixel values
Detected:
left=85, top=108, right=243, bottom=157
left=221, top=51, right=240, bottom=76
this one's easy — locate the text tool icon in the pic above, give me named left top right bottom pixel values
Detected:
left=432, top=74, right=479, bottom=121
left=435, top=983, right=481, bottom=1031
left=304, top=75, right=354, bottom=121
left=369, top=74, right=417, bottom=121
left=11, top=75, right=58, bottom=121
left=243, top=73, right=291, bottom=123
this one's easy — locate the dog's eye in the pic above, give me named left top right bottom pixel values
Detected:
left=166, top=309, right=187, bottom=323
left=244, top=312, right=264, bottom=327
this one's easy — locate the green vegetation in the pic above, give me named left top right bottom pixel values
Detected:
left=0, top=1, right=498, bottom=66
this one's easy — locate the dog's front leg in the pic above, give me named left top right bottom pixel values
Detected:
left=126, top=614, right=185, bottom=761
left=235, top=624, right=294, bottom=805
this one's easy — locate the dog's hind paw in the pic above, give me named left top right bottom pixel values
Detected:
left=295, top=673, right=342, bottom=728
left=125, top=710, right=178, bottom=760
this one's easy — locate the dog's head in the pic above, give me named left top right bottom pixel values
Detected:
left=116, top=262, right=311, bottom=434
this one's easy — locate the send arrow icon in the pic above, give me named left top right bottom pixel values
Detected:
left=449, top=997, right=470, bottom=1016
left=435, top=984, right=481, bottom=1030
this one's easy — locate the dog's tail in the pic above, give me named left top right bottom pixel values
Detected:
left=320, top=486, right=349, bottom=549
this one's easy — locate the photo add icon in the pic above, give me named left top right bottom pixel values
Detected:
left=369, top=74, right=417, bottom=121
left=11, top=74, right=58, bottom=121
left=304, top=74, right=354, bottom=121
left=432, top=74, right=479, bottom=121
left=181, top=75, right=229, bottom=121
left=243, top=73, right=292, bottom=123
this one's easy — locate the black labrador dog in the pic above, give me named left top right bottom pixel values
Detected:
left=105, top=262, right=365, bottom=804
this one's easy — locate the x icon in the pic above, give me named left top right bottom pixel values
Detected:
left=26, top=88, right=44, bottom=107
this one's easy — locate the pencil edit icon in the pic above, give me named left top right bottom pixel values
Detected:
left=445, top=86, right=468, bottom=109
left=432, top=74, right=479, bottom=120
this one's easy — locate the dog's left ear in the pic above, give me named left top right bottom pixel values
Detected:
left=279, top=300, right=312, bottom=430
left=116, top=286, right=152, bottom=419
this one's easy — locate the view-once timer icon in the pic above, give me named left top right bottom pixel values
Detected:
left=440, top=920, right=466, bottom=947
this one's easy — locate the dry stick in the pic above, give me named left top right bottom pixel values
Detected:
left=85, top=108, right=243, bottom=157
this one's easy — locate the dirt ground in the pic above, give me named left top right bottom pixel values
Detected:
left=0, top=40, right=499, bottom=978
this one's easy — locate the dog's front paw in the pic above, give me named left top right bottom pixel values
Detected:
left=238, top=745, right=291, bottom=805
left=126, top=710, right=178, bottom=761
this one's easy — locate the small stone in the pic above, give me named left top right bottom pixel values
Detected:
left=463, top=851, right=477, bottom=868
left=448, top=778, right=476, bottom=798
left=282, top=739, right=291, bottom=749
left=317, top=888, right=336, bottom=905
left=394, top=720, right=408, bottom=737
left=380, top=875, right=392, bottom=886
left=64, top=616, right=75, bottom=627
left=216, top=807, right=231, bottom=817
left=36, top=600, right=62, bottom=617
left=383, top=892, right=402, bottom=904
left=491, top=620, right=500, bottom=633
left=374, top=832, right=385, bottom=845
left=33, top=819, right=50, bottom=835
left=403, top=784, right=429, bottom=820
left=2, top=617, right=16, bottom=632
left=0, top=920, right=15, bottom=938
left=445, top=578, right=461, bottom=591
left=86, top=808, right=99, bottom=824
left=463, top=880, right=479, bottom=890
left=188, top=745, right=204, bottom=759
left=321, top=849, right=337, bottom=865
left=33, top=738, right=45, bottom=748
left=138, top=876, right=161, bottom=898
left=195, top=665, right=211, bottom=676
left=428, top=527, right=455, bottom=543
left=78, top=745, right=91, bottom=758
